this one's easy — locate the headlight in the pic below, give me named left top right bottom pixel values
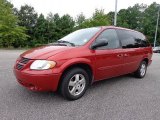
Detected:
left=30, top=60, right=56, bottom=70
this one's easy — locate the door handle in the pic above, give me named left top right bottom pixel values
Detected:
left=117, top=54, right=123, bottom=58
left=124, top=54, right=129, bottom=57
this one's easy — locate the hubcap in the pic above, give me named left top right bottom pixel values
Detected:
left=68, top=74, right=86, bottom=96
left=140, top=63, right=146, bottom=76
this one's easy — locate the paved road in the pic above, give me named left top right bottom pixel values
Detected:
left=0, top=50, right=160, bottom=120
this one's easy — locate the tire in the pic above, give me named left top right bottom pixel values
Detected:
left=60, top=67, right=89, bottom=100
left=134, top=61, right=147, bottom=78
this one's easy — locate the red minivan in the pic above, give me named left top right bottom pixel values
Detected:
left=14, top=26, right=153, bottom=100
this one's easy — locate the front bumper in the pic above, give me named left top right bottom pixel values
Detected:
left=14, top=68, right=61, bottom=92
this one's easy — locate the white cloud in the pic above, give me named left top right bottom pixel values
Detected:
left=10, top=0, right=159, bottom=18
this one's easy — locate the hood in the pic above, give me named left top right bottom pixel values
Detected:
left=21, top=45, right=74, bottom=59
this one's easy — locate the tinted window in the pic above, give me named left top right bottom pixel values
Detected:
left=95, top=29, right=120, bottom=49
left=136, top=33, right=150, bottom=47
left=116, top=29, right=150, bottom=48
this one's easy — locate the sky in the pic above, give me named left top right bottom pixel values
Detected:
left=10, top=0, right=159, bottom=18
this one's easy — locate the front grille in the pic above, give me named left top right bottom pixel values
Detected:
left=19, top=57, right=30, bottom=64
left=16, top=63, right=24, bottom=70
left=16, top=57, right=30, bottom=70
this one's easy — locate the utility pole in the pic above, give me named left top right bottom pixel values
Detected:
left=114, top=0, right=118, bottom=26
left=154, top=6, right=160, bottom=48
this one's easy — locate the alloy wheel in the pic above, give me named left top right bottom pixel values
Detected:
left=140, top=63, right=146, bottom=77
left=68, top=74, right=86, bottom=96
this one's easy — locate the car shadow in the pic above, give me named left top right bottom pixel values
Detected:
left=15, top=74, right=136, bottom=102
left=91, top=74, right=134, bottom=88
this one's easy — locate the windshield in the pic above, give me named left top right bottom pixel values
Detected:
left=58, top=27, right=101, bottom=46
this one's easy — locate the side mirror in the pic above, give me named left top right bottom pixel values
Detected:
left=91, top=38, right=108, bottom=49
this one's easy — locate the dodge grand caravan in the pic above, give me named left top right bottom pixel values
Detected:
left=14, top=26, right=153, bottom=100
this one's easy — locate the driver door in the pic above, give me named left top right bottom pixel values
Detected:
left=93, top=29, right=126, bottom=81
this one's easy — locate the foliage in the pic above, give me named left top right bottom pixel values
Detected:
left=0, top=1, right=160, bottom=48
left=76, top=13, right=86, bottom=27
left=46, top=13, right=75, bottom=43
left=117, top=3, right=160, bottom=44
left=78, top=9, right=110, bottom=28
left=14, top=4, right=38, bottom=47
left=0, top=0, right=28, bottom=48
left=34, top=14, right=49, bottom=44
left=143, top=2, right=160, bottom=44
left=107, top=11, right=115, bottom=25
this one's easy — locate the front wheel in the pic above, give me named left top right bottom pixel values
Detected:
left=134, top=61, right=147, bottom=78
left=60, top=68, right=89, bottom=100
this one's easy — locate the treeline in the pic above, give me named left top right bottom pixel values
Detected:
left=0, top=0, right=159, bottom=48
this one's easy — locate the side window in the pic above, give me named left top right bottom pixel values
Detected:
left=95, top=29, right=120, bottom=49
left=116, top=30, right=134, bottom=48
left=129, top=31, right=142, bottom=48
left=137, top=33, right=150, bottom=47
left=117, top=29, right=150, bottom=49
left=141, top=40, right=150, bottom=47
left=116, top=30, right=138, bottom=48
left=130, top=31, right=150, bottom=48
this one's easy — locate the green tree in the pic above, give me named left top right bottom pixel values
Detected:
left=117, top=4, right=146, bottom=30
left=60, top=14, right=75, bottom=37
left=143, top=2, right=160, bottom=44
left=47, top=13, right=61, bottom=41
left=46, top=13, right=56, bottom=43
left=1, top=1, right=159, bottom=48
left=117, top=9, right=130, bottom=28
left=107, top=11, right=115, bottom=25
left=34, top=14, right=49, bottom=45
left=0, top=0, right=28, bottom=48
left=79, top=9, right=110, bottom=28
left=46, top=13, right=75, bottom=42
left=16, top=5, right=38, bottom=31
left=116, top=3, right=158, bottom=44
left=16, top=4, right=38, bottom=46
left=76, top=13, right=86, bottom=28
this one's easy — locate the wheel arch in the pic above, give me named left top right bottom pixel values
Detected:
left=57, top=62, right=94, bottom=91
left=142, top=58, right=149, bottom=65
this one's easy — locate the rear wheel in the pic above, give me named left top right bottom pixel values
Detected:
left=60, top=68, right=89, bottom=100
left=134, top=61, right=147, bottom=78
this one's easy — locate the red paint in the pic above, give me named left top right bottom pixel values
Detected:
left=14, top=26, right=153, bottom=91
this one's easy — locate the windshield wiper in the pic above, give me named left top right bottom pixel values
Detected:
left=48, top=43, right=67, bottom=46
left=57, top=40, right=75, bottom=46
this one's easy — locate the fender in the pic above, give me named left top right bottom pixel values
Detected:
left=53, top=57, right=95, bottom=75
left=139, top=54, right=150, bottom=67
left=62, top=58, right=94, bottom=73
